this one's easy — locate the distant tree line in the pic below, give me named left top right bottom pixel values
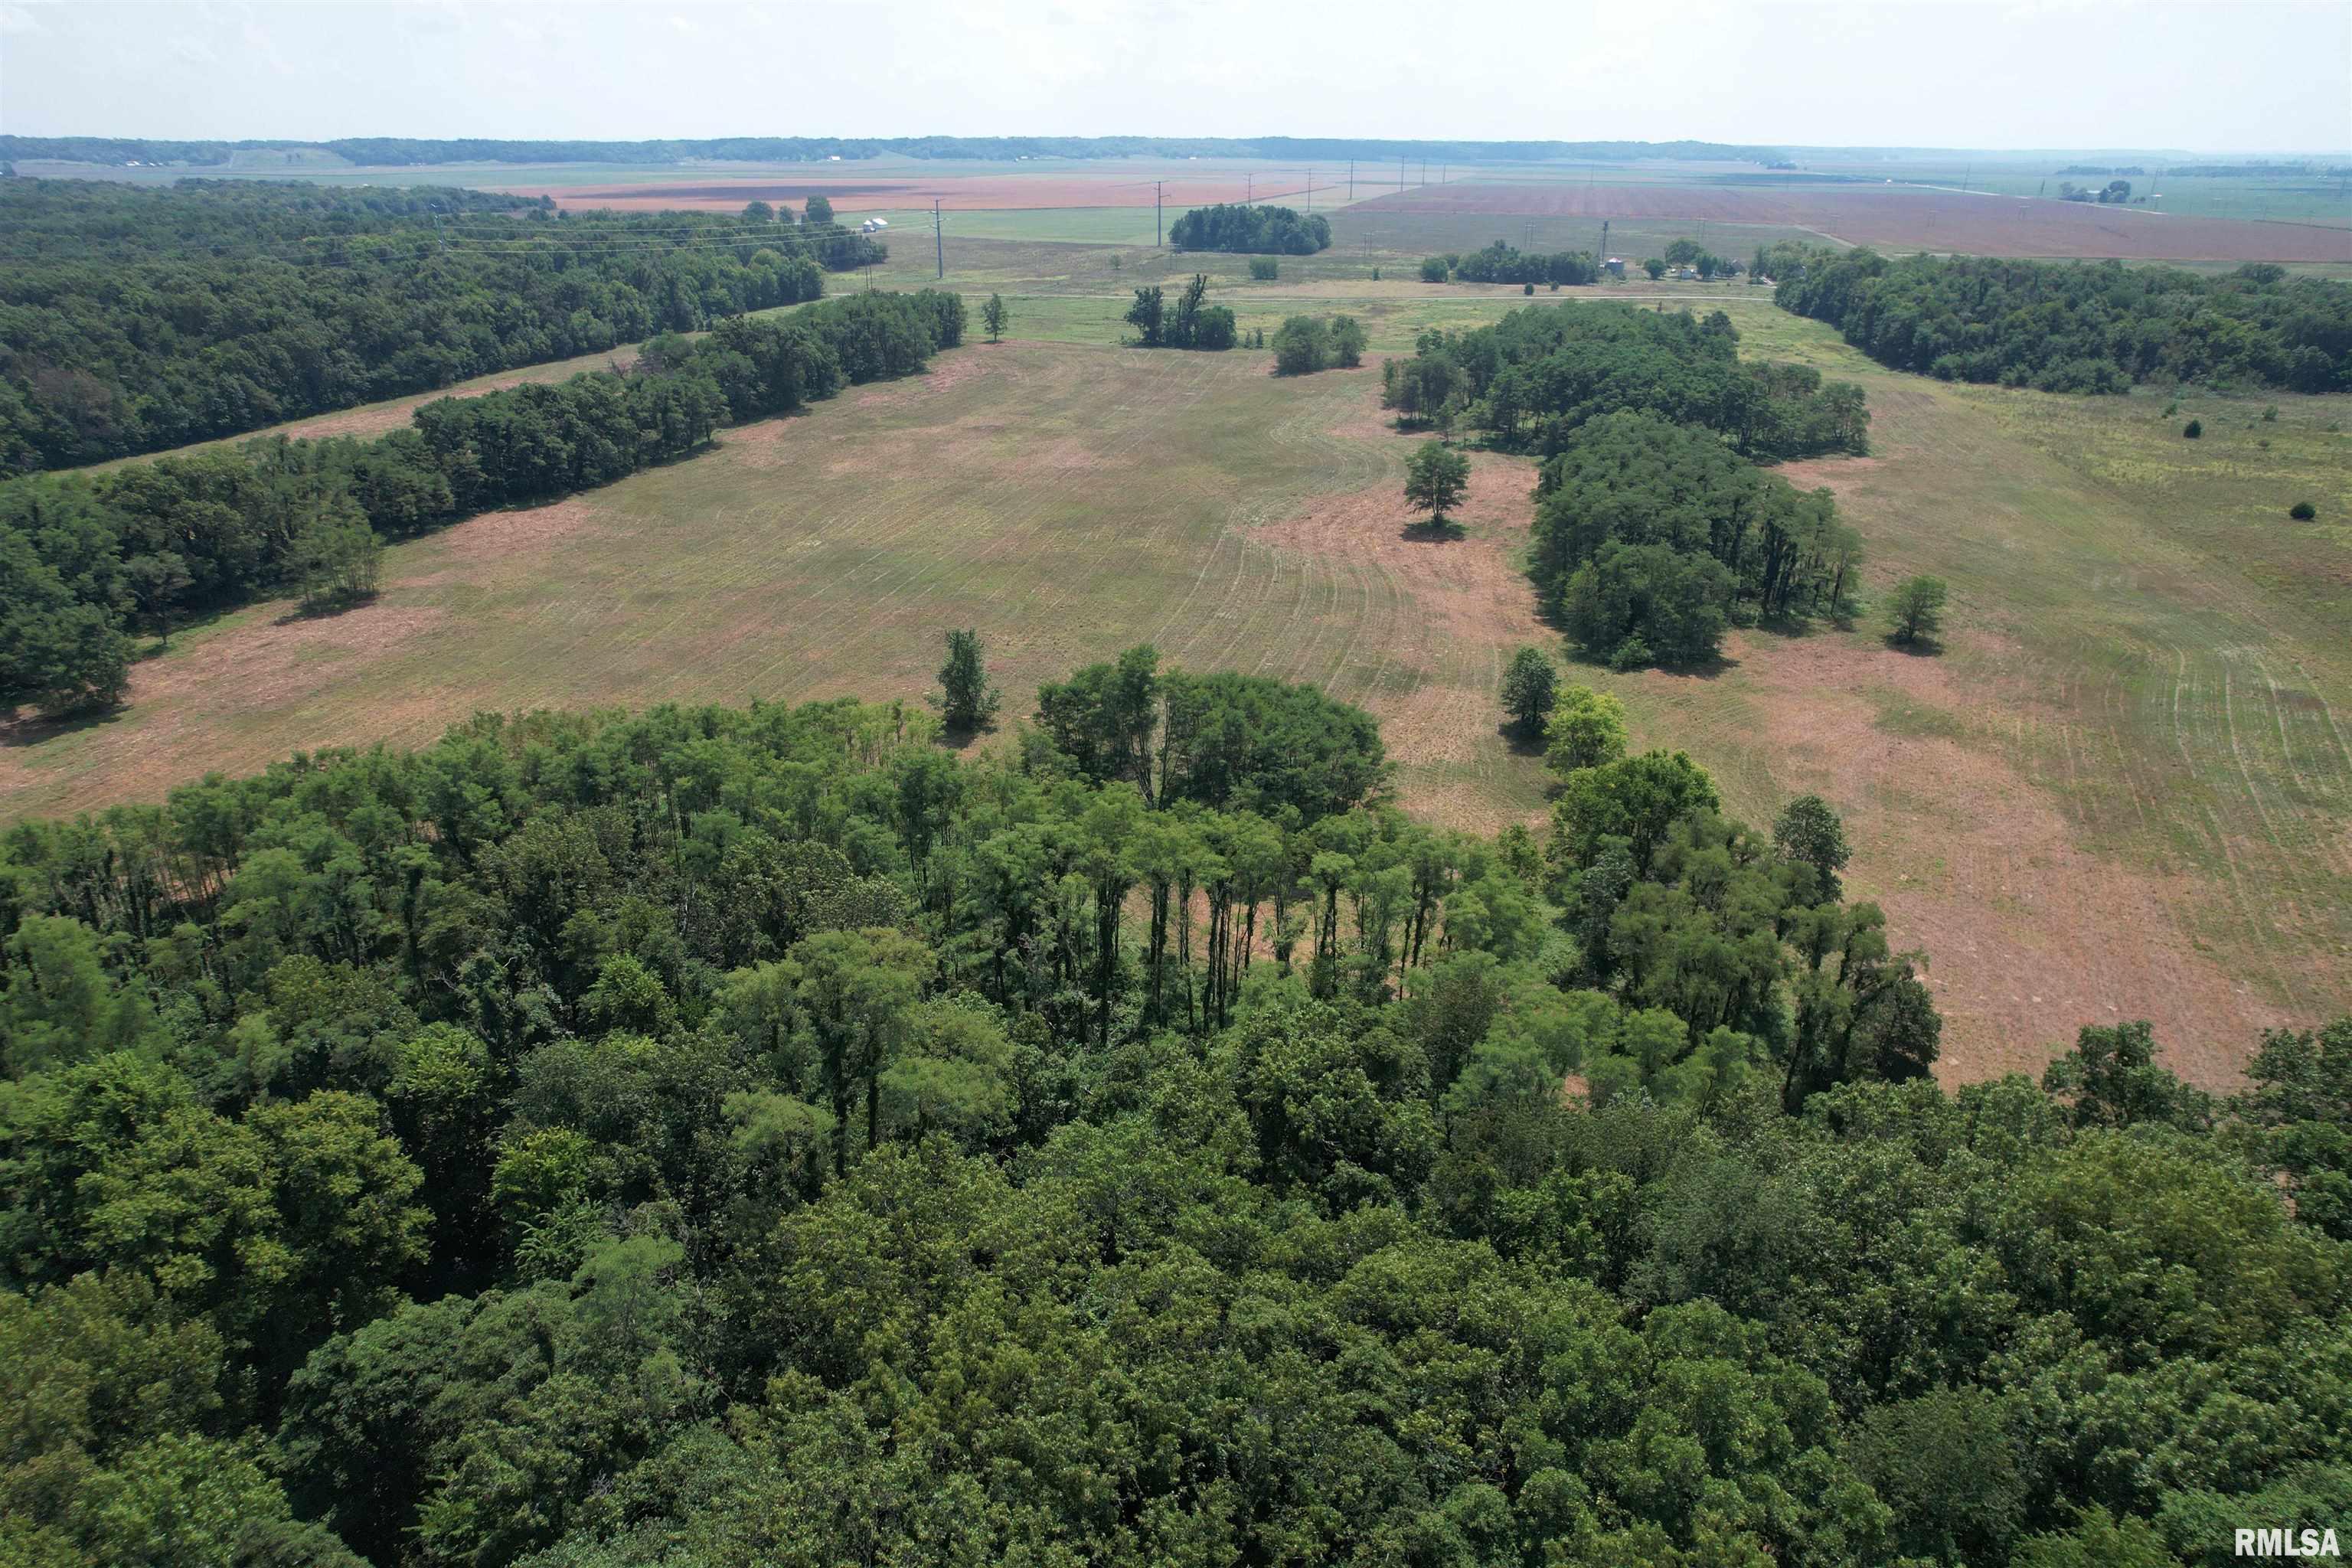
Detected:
left=1776, top=249, right=2352, bottom=393
left=1168, top=203, right=1331, bottom=255
left=0, top=133, right=1792, bottom=167
left=1380, top=301, right=1870, bottom=459
left=0, top=179, right=893, bottom=473
left=1531, top=411, right=1860, bottom=667
left=2058, top=179, right=2133, bottom=204
left=2055, top=165, right=2146, bottom=176
left=0, top=290, right=965, bottom=717
left=1427, top=241, right=1602, bottom=286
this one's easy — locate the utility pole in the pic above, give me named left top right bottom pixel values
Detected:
left=1420, top=159, right=1426, bottom=185
left=1440, top=164, right=1447, bottom=185
left=428, top=201, right=449, bottom=250
left=1246, top=173, right=1253, bottom=202
left=1306, top=168, right=1314, bottom=210
left=1348, top=160, right=1354, bottom=201
left=1399, top=157, right=1406, bottom=193
left=1155, top=180, right=1163, bottom=247
left=933, top=197, right=942, bottom=279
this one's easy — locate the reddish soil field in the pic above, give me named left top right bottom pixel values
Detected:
left=1351, top=182, right=2352, bottom=262
left=506, top=175, right=1281, bottom=214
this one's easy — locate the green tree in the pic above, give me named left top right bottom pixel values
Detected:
left=933, top=626, right=1001, bottom=733
left=1329, top=315, right=1367, bottom=368
left=1497, top=646, right=1558, bottom=738
left=1248, top=256, right=1279, bottom=280
left=1642, top=256, right=1667, bottom=279
left=287, top=497, right=381, bottom=612
left=802, top=193, right=834, bottom=227
left=1125, top=285, right=1165, bottom=347
left=1886, top=573, right=1948, bottom=646
left=1, top=914, right=162, bottom=1078
left=981, top=292, right=1008, bottom=343
left=1544, top=684, right=1629, bottom=776
left=1403, top=440, right=1470, bottom=527
left=1772, top=792, right=1852, bottom=897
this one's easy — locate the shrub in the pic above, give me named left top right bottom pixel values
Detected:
left=2184, top=419, right=2202, bottom=439
left=2290, top=501, right=2318, bottom=520
left=1609, top=635, right=1654, bottom=671
left=1419, top=256, right=1449, bottom=283
left=1249, top=256, right=1279, bottom=282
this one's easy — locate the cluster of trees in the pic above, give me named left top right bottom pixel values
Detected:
left=2057, top=178, right=2134, bottom=204
left=1530, top=411, right=1860, bottom=667
left=1381, top=301, right=1870, bottom=459
left=1, top=649, right=2342, bottom=1566
left=1124, top=275, right=1237, bottom=350
left=0, top=178, right=897, bottom=472
left=1660, top=237, right=1741, bottom=278
left=1, top=290, right=966, bottom=717
left=1776, top=249, right=2352, bottom=393
left=1426, top=242, right=1602, bottom=286
left=1269, top=314, right=1367, bottom=375
left=1167, top=202, right=1332, bottom=255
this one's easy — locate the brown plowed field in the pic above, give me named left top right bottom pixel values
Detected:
left=1349, top=182, right=2352, bottom=262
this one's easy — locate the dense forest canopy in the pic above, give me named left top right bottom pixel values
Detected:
left=0, top=657, right=2344, bottom=1567
left=1381, top=301, right=1870, bottom=461
left=1775, top=249, right=2352, bottom=393
left=0, top=290, right=966, bottom=717
left=0, top=179, right=890, bottom=472
left=1167, top=203, right=1332, bottom=255
left=0, top=134, right=1789, bottom=167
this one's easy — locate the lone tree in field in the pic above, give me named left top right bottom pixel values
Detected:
left=982, top=293, right=1008, bottom=343
left=804, top=194, right=835, bottom=227
left=1886, top=575, right=1949, bottom=648
left=1498, top=646, right=1560, bottom=739
left=1404, top=440, right=1470, bottom=528
left=933, top=629, right=1001, bottom=733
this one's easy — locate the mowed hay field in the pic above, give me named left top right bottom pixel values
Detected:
left=3, top=299, right=2345, bottom=1085
left=0, top=340, right=1553, bottom=838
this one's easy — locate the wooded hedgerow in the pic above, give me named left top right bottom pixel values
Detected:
left=0, top=289, right=965, bottom=717
left=0, top=179, right=892, bottom=474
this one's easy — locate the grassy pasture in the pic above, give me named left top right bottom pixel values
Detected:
left=7, top=273, right=2344, bottom=1084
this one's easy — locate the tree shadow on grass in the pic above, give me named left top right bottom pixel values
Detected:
left=1496, top=720, right=1549, bottom=756
left=0, top=701, right=127, bottom=749
left=1882, top=634, right=1945, bottom=658
left=273, top=591, right=381, bottom=629
left=1400, top=518, right=1467, bottom=543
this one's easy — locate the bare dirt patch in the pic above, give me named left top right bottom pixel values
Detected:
left=425, top=498, right=605, bottom=570
left=852, top=350, right=998, bottom=409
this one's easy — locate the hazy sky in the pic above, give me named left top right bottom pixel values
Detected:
left=2, top=0, right=2345, bottom=153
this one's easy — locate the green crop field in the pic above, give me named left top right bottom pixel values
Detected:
left=5, top=286, right=2344, bottom=1085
